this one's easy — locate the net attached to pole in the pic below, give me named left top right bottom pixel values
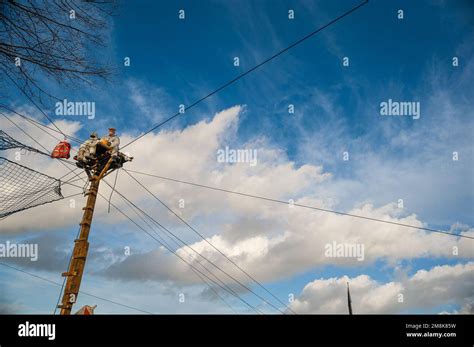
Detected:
left=0, top=156, right=63, bottom=219
left=0, top=130, right=43, bottom=153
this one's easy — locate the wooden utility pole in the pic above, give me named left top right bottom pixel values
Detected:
left=57, top=153, right=122, bottom=314
left=58, top=178, right=100, bottom=315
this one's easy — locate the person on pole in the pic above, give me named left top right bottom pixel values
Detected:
left=102, top=127, right=120, bottom=157
left=75, top=132, right=98, bottom=168
left=98, top=127, right=120, bottom=168
left=98, top=127, right=133, bottom=169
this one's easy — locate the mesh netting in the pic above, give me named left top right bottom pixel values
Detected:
left=0, top=130, right=42, bottom=153
left=0, top=156, right=63, bottom=219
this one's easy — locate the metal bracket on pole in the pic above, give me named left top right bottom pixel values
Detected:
left=93, top=157, right=113, bottom=181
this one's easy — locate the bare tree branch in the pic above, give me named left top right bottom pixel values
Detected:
left=0, top=0, right=116, bottom=105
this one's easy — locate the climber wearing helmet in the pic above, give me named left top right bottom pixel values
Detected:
left=96, top=127, right=122, bottom=169
left=100, top=127, right=119, bottom=155
left=75, top=132, right=99, bottom=167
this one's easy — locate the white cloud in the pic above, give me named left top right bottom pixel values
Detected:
left=127, top=79, right=171, bottom=124
left=1, top=3, right=473, bottom=315
left=2, top=103, right=472, bottom=288
left=290, top=262, right=474, bottom=313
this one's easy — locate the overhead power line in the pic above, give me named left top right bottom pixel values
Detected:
left=1, top=122, right=252, bottom=314
left=118, top=190, right=239, bottom=314
left=118, top=195, right=257, bottom=313
left=64, top=180, right=263, bottom=314
left=124, top=169, right=474, bottom=240
left=123, top=169, right=296, bottom=313
left=100, top=178, right=283, bottom=313
left=1, top=66, right=73, bottom=141
left=101, top=186, right=263, bottom=313
left=0, top=103, right=83, bottom=144
left=121, top=0, right=370, bottom=149
left=53, top=225, right=81, bottom=315
left=2, top=110, right=260, bottom=314
left=0, top=116, right=158, bottom=314
left=1, top=112, right=83, bottom=179
left=0, top=262, right=154, bottom=314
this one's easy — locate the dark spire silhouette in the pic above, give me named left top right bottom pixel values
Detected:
left=347, top=282, right=353, bottom=315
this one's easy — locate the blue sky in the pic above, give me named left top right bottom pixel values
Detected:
left=1, top=0, right=473, bottom=314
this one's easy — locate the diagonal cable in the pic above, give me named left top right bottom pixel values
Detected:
left=124, top=169, right=474, bottom=240
left=121, top=0, right=369, bottom=149
left=123, top=169, right=295, bottom=313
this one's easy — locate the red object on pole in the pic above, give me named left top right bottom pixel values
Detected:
left=51, top=141, right=71, bottom=159
left=75, top=305, right=96, bottom=315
